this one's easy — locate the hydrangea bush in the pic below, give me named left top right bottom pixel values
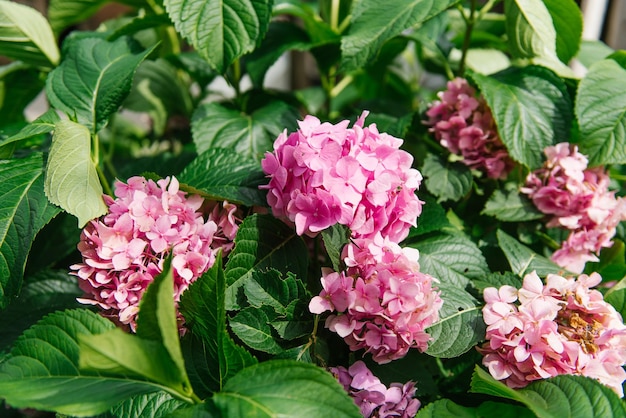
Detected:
left=1, top=0, right=626, bottom=417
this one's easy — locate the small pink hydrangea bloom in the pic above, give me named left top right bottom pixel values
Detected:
left=478, top=271, right=626, bottom=395
left=71, top=175, right=241, bottom=331
left=261, top=111, right=424, bottom=242
left=521, top=143, right=626, bottom=272
left=310, top=234, right=443, bottom=363
left=425, top=78, right=514, bottom=179
left=331, top=361, right=420, bottom=417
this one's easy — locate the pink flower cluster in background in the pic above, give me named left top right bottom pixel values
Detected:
left=522, top=143, right=626, bottom=273
left=331, top=361, right=420, bottom=417
left=310, top=235, right=443, bottom=364
left=261, top=111, right=423, bottom=242
left=479, top=271, right=626, bottom=395
left=425, top=77, right=514, bottom=179
left=71, top=176, right=241, bottom=330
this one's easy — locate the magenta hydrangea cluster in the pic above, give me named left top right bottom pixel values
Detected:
left=331, top=361, right=420, bottom=418
left=425, top=77, right=514, bottom=179
left=71, top=175, right=241, bottom=330
left=309, top=234, right=443, bottom=364
left=521, top=143, right=626, bottom=273
left=479, top=271, right=626, bottom=395
left=260, top=111, right=423, bottom=242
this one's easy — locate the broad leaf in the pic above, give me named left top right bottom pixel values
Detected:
left=0, top=309, right=162, bottom=416
left=191, top=101, right=299, bottom=160
left=416, top=399, right=477, bottom=418
left=46, top=36, right=155, bottom=133
left=470, top=66, right=572, bottom=169
left=164, top=0, right=273, bottom=73
left=178, top=148, right=267, bottom=206
left=321, top=224, right=350, bottom=271
left=496, top=229, right=563, bottom=277
left=408, top=194, right=451, bottom=238
left=179, top=258, right=257, bottom=395
left=471, top=271, right=523, bottom=292
left=422, top=154, right=472, bottom=203
left=340, top=0, right=459, bottom=72
left=212, top=360, right=361, bottom=418
left=0, top=63, right=46, bottom=134
left=224, top=214, right=308, bottom=310
left=604, top=280, right=626, bottom=319
left=575, top=59, right=626, bottom=166
left=482, top=188, right=543, bottom=222
left=48, top=0, right=146, bottom=35
left=230, top=306, right=284, bottom=354
left=543, top=0, right=582, bottom=64
left=470, top=366, right=626, bottom=418
left=44, top=120, right=107, bottom=227
left=425, top=282, right=485, bottom=358
left=242, top=269, right=308, bottom=314
left=0, top=109, right=60, bottom=156
left=410, top=233, right=489, bottom=288
left=0, top=153, right=60, bottom=309
left=110, top=392, right=188, bottom=418
left=0, top=0, right=59, bottom=68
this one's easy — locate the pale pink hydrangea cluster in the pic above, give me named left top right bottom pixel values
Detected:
left=260, top=111, right=423, bottom=242
left=309, top=234, right=443, bottom=364
left=479, top=271, right=626, bottom=395
left=331, top=361, right=420, bottom=417
left=521, top=143, right=626, bottom=273
left=425, top=78, right=514, bottom=179
left=71, top=176, right=241, bottom=330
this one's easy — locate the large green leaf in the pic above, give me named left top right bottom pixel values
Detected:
left=109, top=392, right=188, bottom=418
left=575, top=59, right=626, bottom=166
left=0, top=309, right=163, bottom=416
left=470, top=366, right=626, bottom=418
left=321, top=224, right=350, bottom=272
left=48, top=0, right=147, bottom=35
left=191, top=101, right=299, bottom=160
left=340, top=0, right=459, bottom=72
left=422, top=154, right=472, bottom=203
left=482, top=187, right=543, bottom=222
left=416, top=399, right=477, bottom=418
left=229, top=306, right=284, bottom=354
left=179, top=257, right=257, bottom=396
left=46, top=36, right=155, bottom=133
left=0, top=63, right=46, bottom=134
left=224, top=214, right=309, bottom=310
left=0, top=0, right=59, bottom=68
left=44, top=120, right=107, bottom=227
left=211, top=360, right=361, bottom=418
left=470, top=66, right=572, bottom=169
left=496, top=229, right=562, bottom=277
left=0, top=109, right=60, bottom=156
left=164, top=0, right=273, bottom=73
left=425, top=282, right=485, bottom=358
left=543, top=0, right=582, bottom=64
left=178, top=147, right=267, bottom=206
left=0, top=153, right=60, bottom=310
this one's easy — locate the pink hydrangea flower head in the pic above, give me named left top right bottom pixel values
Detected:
left=261, top=111, right=424, bottom=242
left=478, top=270, right=626, bottom=395
left=71, top=175, right=242, bottom=331
left=425, top=78, right=514, bottom=179
left=331, top=361, right=420, bottom=417
left=522, top=143, right=626, bottom=272
left=312, top=236, right=443, bottom=364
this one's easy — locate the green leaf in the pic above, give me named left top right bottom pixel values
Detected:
left=410, top=233, right=489, bottom=288
left=471, top=271, right=522, bottom=292
left=416, top=399, right=477, bottom=418
left=179, top=258, right=257, bottom=395
left=543, top=0, right=582, bottom=64
left=224, top=214, right=309, bottom=310
left=44, top=120, right=107, bottom=227
left=422, top=154, right=472, bottom=203
left=273, top=1, right=338, bottom=46
left=0, top=0, right=59, bottom=68
left=0, top=153, right=60, bottom=310
left=340, top=0, right=459, bottom=72
left=425, top=282, right=485, bottom=358
left=212, top=360, right=361, bottom=418
left=0, top=63, right=46, bottom=133
left=469, top=66, right=572, bottom=169
left=504, top=0, right=574, bottom=77
left=46, top=36, right=155, bottom=134
left=110, top=392, right=188, bottom=418
left=191, top=101, right=299, bottom=160
left=230, top=306, right=284, bottom=354
left=321, top=224, right=350, bottom=271
left=0, top=109, right=60, bottom=156
left=482, top=187, right=543, bottom=222
left=164, top=0, right=273, bottom=73
left=576, top=40, right=613, bottom=69
left=604, top=280, right=626, bottom=319
left=242, top=269, right=308, bottom=314
left=496, top=229, right=562, bottom=277
left=575, top=59, right=626, bottom=166
left=470, top=366, right=626, bottom=418
left=48, top=0, right=145, bottom=35
left=0, top=309, right=163, bottom=416
left=408, top=194, right=451, bottom=238
left=477, top=401, right=535, bottom=418
left=177, top=147, right=267, bottom=206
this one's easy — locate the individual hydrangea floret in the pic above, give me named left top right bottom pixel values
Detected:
left=521, top=143, right=626, bottom=272
left=331, top=360, right=420, bottom=417
left=478, top=271, right=626, bottom=395
left=261, top=111, right=424, bottom=242
left=70, top=175, right=241, bottom=330
left=425, top=77, right=514, bottom=179
left=309, top=234, right=443, bottom=363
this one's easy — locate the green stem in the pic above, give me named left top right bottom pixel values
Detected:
left=330, top=0, right=340, bottom=31
left=458, top=0, right=477, bottom=76
left=97, top=164, right=113, bottom=197
left=330, top=74, right=353, bottom=98
left=476, top=0, right=501, bottom=22
left=145, top=0, right=180, bottom=55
